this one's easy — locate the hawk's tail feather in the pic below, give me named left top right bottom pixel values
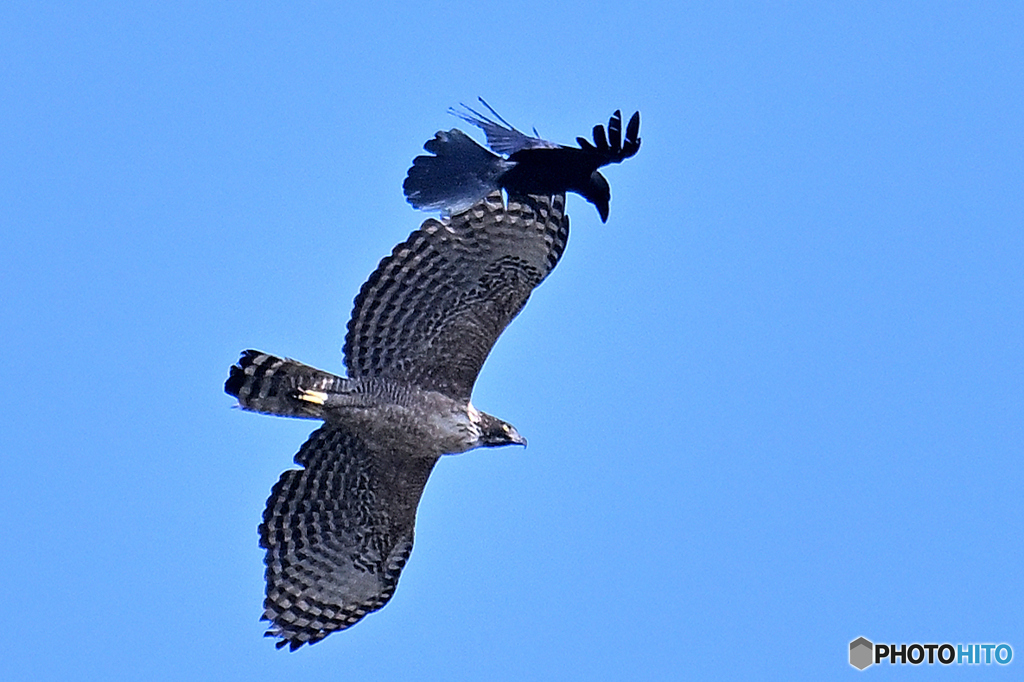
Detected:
left=225, top=350, right=348, bottom=420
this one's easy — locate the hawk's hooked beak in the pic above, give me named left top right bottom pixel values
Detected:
left=506, top=423, right=528, bottom=447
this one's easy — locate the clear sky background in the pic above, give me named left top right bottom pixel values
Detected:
left=2, top=2, right=1021, bottom=680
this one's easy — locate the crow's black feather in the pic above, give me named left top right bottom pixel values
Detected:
left=405, top=102, right=641, bottom=222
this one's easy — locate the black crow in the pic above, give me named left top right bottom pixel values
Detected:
left=404, top=99, right=641, bottom=222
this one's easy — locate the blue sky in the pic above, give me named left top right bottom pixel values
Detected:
left=2, top=2, right=1021, bottom=679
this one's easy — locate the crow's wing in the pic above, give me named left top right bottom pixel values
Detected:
left=574, top=110, right=642, bottom=165
left=449, top=98, right=559, bottom=155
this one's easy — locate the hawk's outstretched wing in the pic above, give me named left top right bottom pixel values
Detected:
left=260, top=422, right=438, bottom=649
left=344, top=191, right=569, bottom=401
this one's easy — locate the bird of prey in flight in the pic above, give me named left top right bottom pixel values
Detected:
left=226, top=192, right=570, bottom=649
left=404, top=99, right=640, bottom=222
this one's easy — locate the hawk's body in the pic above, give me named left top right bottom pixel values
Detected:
left=226, top=192, right=569, bottom=649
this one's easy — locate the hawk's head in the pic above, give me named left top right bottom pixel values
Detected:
left=475, top=412, right=527, bottom=447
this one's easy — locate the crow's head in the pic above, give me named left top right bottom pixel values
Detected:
left=579, top=171, right=611, bottom=222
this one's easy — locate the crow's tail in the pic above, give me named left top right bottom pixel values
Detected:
left=403, top=129, right=513, bottom=214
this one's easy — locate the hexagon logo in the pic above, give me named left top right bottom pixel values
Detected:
left=850, top=637, right=874, bottom=670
